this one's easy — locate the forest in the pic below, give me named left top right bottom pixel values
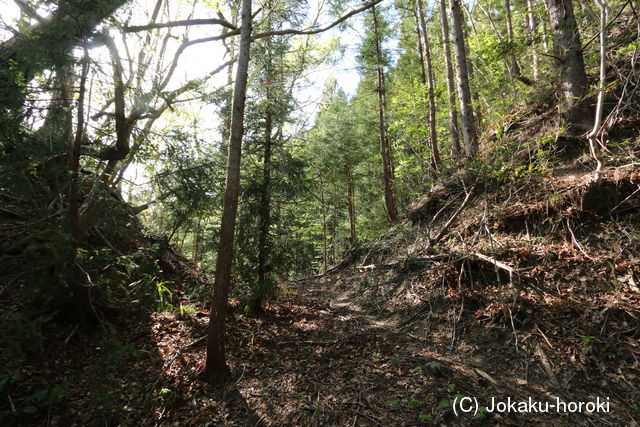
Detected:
left=0, top=0, right=639, bottom=424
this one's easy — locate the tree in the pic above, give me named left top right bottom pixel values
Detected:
left=364, top=5, right=399, bottom=221
left=504, top=0, right=533, bottom=86
left=439, top=0, right=461, bottom=157
left=545, top=0, right=589, bottom=127
left=204, top=0, right=253, bottom=384
left=416, top=0, right=441, bottom=171
left=449, top=0, right=478, bottom=158
left=526, top=0, right=540, bottom=81
left=308, top=85, right=363, bottom=246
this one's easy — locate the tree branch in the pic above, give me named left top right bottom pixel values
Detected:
left=124, top=18, right=237, bottom=32
left=251, top=0, right=384, bottom=41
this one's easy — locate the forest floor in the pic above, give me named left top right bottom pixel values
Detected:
left=36, top=254, right=637, bottom=426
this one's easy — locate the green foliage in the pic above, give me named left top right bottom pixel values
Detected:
left=473, top=406, right=489, bottom=420
left=579, top=335, right=597, bottom=345
left=179, top=304, right=197, bottom=318
left=418, top=413, right=433, bottom=423
left=155, top=281, right=174, bottom=312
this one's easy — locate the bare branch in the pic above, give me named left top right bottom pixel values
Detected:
left=251, top=0, right=384, bottom=41
left=124, top=18, right=237, bottom=33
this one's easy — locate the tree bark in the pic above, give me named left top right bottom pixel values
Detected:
left=68, top=46, right=94, bottom=317
left=587, top=0, right=607, bottom=182
left=449, top=0, right=478, bottom=158
left=345, top=164, right=357, bottom=243
left=371, top=6, right=398, bottom=222
left=416, top=0, right=440, bottom=171
left=505, top=0, right=520, bottom=77
left=545, top=0, right=589, bottom=127
left=256, top=81, right=273, bottom=309
left=318, top=175, right=328, bottom=273
left=439, top=0, right=461, bottom=157
left=204, top=0, right=252, bottom=384
left=526, top=0, right=540, bottom=80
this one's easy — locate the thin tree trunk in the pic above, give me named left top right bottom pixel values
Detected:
left=345, top=165, right=356, bottom=243
left=68, top=46, right=94, bottom=316
left=461, top=16, right=483, bottom=128
left=439, top=0, right=461, bottom=157
left=193, top=216, right=202, bottom=265
left=256, top=84, right=273, bottom=309
left=505, top=0, right=534, bottom=85
left=414, top=12, right=428, bottom=85
left=416, top=0, right=440, bottom=171
left=539, top=0, right=550, bottom=53
left=371, top=6, right=398, bottom=222
left=505, top=0, right=520, bottom=77
left=413, top=10, right=428, bottom=167
left=545, top=0, right=589, bottom=127
left=526, top=0, right=540, bottom=80
left=318, top=174, right=328, bottom=273
left=205, top=0, right=252, bottom=384
left=330, top=222, right=337, bottom=265
left=450, top=0, right=478, bottom=158
left=587, top=0, right=607, bottom=182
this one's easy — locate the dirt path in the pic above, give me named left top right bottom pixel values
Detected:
left=137, top=272, right=637, bottom=426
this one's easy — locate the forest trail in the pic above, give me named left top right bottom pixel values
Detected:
left=145, top=273, right=637, bottom=425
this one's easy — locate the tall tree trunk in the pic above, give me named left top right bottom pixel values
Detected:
left=318, top=174, right=328, bottom=273
left=371, top=6, right=398, bottom=222
left=449, top=0, right=478, bottom=158
left=413, top=10, right=428, bottom=169
left=68, top=46, right=94, bottom=316
left=439, top=0, right=461, bottom=157
left=461, top=13, right=483, bottom=129
left=345, top=165, right=357, bottom=244
left=539, top=0, right=550, bottom=53
left=526, top=0, right=540, bottom=80
left=205, top=0, right=252, bottom=384
left=505, top=0, right=533, bottom=85
left=504, top=0, right=520, bottom=77
left=256, top=89, right=273, bottom=309
left=330, top=222, right=337, bottom=266
left=414, top=15, right=428, bottom=85
left=545, top=0, right=589, bottom=127
left=416, top=0, right=441, bottom=171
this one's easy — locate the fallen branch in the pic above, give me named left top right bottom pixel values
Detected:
left=471, top=252, right=519, bottom=276
left=430, top=186, right=474, bottom=245
left=0, top=210, right=64, bottom=230
left=474, top=368, right=500, bottom=386
left=535, top=343, right=560, bottom=387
